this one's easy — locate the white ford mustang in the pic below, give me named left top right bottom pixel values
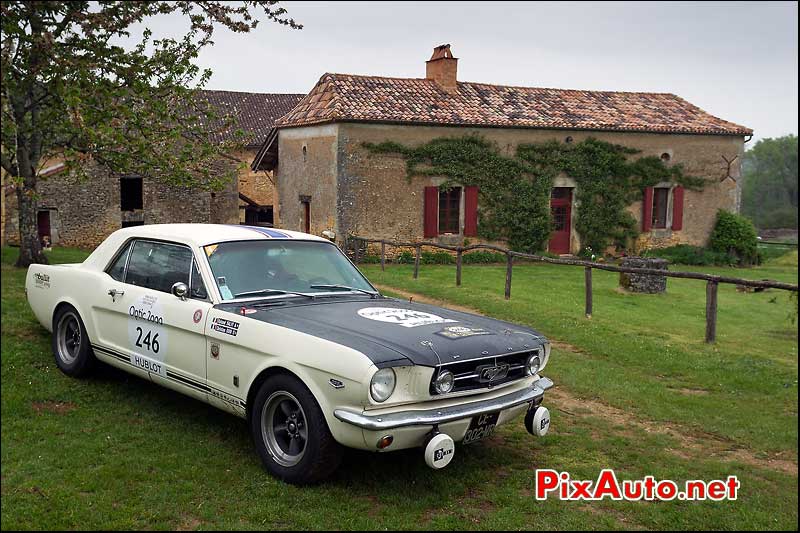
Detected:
left=26, top=224, right=553, bottom=484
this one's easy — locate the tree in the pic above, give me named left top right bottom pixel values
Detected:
left=1, top=1, right=301, bottom=267
left=741, top=135, right=798, bottom=230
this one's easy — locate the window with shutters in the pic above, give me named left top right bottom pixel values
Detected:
left=438, top=187, right=461, bottom=234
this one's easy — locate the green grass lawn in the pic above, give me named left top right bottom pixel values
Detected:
left=2, top=247, right=798, bottom=530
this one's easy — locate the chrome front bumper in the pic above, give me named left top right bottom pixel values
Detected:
left=334, top=377, right=554, bottom=431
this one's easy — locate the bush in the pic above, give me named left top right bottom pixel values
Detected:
left=709, top=210, right=761, bottom=266
left=643, top=244, right=735, bottom=266
left=359, top=254, right=381, bottom=264
left=421, top=250, right=455, bottom=264
left=462, top=251, right=506, bottom=264
left=395, top=250, right=414, bottom=264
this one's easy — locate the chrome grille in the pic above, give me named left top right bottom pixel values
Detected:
left=430, top=348, right=541, bottom=394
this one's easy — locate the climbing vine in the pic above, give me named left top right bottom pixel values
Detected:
left=365, top=135, right=705, bottom=253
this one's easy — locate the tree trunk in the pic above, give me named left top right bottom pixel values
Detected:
left=15, top=175, right=47, bottom=268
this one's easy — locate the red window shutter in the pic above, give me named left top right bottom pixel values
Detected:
left=464, top=186, right=479, bottom=237
left=642, top=187, right=654, bottom=232
left=672, top=186, right=685, bottom=231
left=423, top=186, right=439, bottom=238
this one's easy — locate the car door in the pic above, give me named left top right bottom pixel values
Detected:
left=94, top=239, right=212, bottom=401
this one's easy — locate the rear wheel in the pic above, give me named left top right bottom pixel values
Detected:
left=52, top=305, right=95, bottom=377
left=251, top=374, right=343, bottom=484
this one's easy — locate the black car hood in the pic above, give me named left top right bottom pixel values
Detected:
left=218, top=297, right=547, bottom=368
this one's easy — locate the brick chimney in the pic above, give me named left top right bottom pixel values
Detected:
left=426, top=44, right=458, bottom=92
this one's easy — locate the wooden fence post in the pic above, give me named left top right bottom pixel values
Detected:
left=413, top=245, right=421, bottom=279
left=456, top=249, right=463, bottom=287
left=705, top=280, right=718, bottom=343
left=584, top=267, right=593, bottom=318
left=504, top=253, right=513, bottom=300
left=354, top=237, right=361, bottom=264
left=380, top=241, right=386, bottom=271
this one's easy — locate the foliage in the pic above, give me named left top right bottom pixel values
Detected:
left=421, top=250, right=455, bottom=264
left=0, top=1, right=300, bottom=266
left=462, top=251, right=507, bottom=264
left=394, top=250, right=414, bottom=264
left=741, top=135, right=798, bottom=229
left=365, top=136, right=702, bottom=253
left=359, top=254, right=381, bottom=264
left=709, top=210, right=761, bottom=266
left=642, top=244, right=736, bottom=266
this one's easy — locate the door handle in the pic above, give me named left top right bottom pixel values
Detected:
left=108, top=289, right=125, bottom=302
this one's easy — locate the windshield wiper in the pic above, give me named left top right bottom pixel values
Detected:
left=309, top=284, right=380, bottom=298
left=234, top=288, right=316, bottom=300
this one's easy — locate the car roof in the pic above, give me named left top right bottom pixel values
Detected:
left=115, top=223, right=326, bottom=247
left=81, top=224, right=329, bottom=271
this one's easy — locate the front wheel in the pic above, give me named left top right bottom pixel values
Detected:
left=52, top=305, right=96, bottom=377
left=250, top=374, right=343, bottom=484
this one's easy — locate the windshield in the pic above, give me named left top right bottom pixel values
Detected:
left=203, top=240, right=376, bottom=301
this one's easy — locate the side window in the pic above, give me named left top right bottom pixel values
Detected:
left=126, top=240, right=193, bottom=293
left=190, top=260, right=208, bottom=300
left=107, top=241, right=133, bottom=282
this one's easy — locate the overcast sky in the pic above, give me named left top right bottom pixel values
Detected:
left=146, top=1, right=797, bottom=144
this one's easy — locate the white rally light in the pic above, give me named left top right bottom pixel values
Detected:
left=434, top=370, right=455, bottom=394
left=526, top=353, right=542, bottom=376
left=370, top=368, right=396, bottom=403
left=424, top=433, right=455, bottom=469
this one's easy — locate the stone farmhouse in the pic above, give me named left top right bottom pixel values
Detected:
left=252, top=45, right=752, bottom=254
left=1, top=91, right=303, bottom=248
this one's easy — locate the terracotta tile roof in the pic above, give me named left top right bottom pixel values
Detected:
left=197, top=90, right=305, bottom=146
left=274, top=74, right=751, bottom=136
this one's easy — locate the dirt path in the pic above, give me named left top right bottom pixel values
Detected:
left=374, top=283, right=798, bottom=476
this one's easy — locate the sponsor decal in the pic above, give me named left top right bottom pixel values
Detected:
left=357, top=307, right=457, bottom=328
left=436, top=325, right=492, bottom=339
left=209, top=388, right=241, bottom=406
left=130, top=353, right=167, bottom=377
left=128, top=294, right=167, bottom=359
left=210, top=343, right=220, bottom=359
left=211, top=317, right=240, bottom=336
left=33, top=272, right=51, bottom=289
left=329, top=378, right=345, bottom=389
left=434, top=447, right=453, bottom=463
left=534, top=470, right=740, bottom=502
left=193, top=309, right=203, bottom=324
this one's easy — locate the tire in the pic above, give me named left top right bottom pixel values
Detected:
left=52, top=305, right=96, bottom=377
left=250, top=374, right=343, bottom=484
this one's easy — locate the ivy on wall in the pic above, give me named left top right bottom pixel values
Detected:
left=364, top=135, right=705, bottom=253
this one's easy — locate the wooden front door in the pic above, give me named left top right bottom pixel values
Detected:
left=548, top=188, right=572, bottom=254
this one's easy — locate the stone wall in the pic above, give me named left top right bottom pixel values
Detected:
left=235, top=148, right=277, bottom=224
left=3, top=153, right=249, bottom=249
left=275, top=124, right=339, bottom=236
left=327, top=122, right=744, bottom=253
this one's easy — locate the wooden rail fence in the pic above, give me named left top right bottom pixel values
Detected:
left=347, top=236, right=799, bottom=344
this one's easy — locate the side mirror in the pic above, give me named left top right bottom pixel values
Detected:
left=171, top=282, right=189, bottom=301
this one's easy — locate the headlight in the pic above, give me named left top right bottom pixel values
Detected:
left=370, top=368, right=396, bottom=402
left=433, top=370, right=455, bottom=395
left=526, top=352, right=542, bottom=376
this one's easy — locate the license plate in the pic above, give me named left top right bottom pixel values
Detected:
left=462, top=411, right=499, bottom=445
